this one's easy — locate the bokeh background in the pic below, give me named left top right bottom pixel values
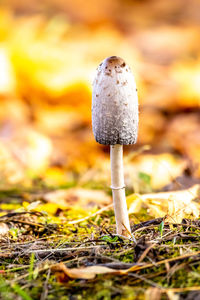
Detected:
left=0, top=0, right=200, bottom=194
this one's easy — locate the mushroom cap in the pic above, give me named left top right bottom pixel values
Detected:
left=92, top=56, right=138, bottom=145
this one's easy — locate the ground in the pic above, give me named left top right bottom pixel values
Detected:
left=1, top=187, right=200, bottom=300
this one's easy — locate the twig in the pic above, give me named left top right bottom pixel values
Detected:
left=68, top=204, right=113, bottom=224
left=0, top=245, right=109, bottom=258
left=128, top=272, right=162, bottom=288
left=0, top=211, right=43, bottom=220
left=40, top=269, right=51, bottom=300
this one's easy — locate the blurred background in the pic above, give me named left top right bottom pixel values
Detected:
left=0, top=0, right=200, bottom=194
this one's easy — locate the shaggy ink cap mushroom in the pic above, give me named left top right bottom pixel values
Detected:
left=92, top=56, right=138, bottom=145
left=92, top=56, right=139, bottom=238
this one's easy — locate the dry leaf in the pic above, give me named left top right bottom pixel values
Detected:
left=43, top=188, right=111, bottom=208
left=0, top=47, right=16, bottom=94
left=128, top=184, right=200, bottom=222
left=127, top=194, right=142, bottom=214
left=166, top=113, right=200, bottom=176
left=51, top=261, right=146, bottom=282
left=0, top=223, right=9, bottom=236
left=52, top=262, right=122, bottom=281
left=26, top=201, right=41, bottom=211
left=145, top=287, right=162, bottom=300
left=127, top=153, right=186, bottom=191
left=166, top=290, right=179, bottom=300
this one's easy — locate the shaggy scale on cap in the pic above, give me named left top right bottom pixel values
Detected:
left=92, top=56, right=138, bottom=145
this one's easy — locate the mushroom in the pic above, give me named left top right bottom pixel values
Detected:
left=92, top=56, right=138, bottom=238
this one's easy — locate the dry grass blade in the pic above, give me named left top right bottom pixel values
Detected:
left=137, top=243, right=156, bottom=263
left=164, top=286, right=200, bottom=293
left=127, top=250, right=200, bottom=273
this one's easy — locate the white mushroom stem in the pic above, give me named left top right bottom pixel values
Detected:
left=110, top=144, right=131, bottom=237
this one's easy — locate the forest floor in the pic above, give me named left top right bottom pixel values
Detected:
left=1, top=187, right=200, bottom=300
